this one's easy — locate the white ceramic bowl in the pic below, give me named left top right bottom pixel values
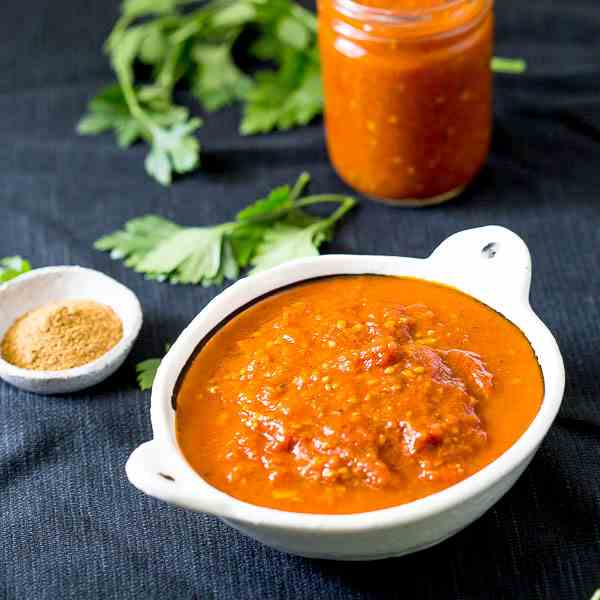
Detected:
left=126, top=226, right=564, bottom=560
left=0, top=266, right=143, bottom=394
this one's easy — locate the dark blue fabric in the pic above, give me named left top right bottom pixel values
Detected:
left=1, top=1, right=600, bottom=598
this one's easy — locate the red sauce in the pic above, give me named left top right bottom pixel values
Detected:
left=176, top=276, right=543, bottom=514
left=318, top=0, right=494, bottom=204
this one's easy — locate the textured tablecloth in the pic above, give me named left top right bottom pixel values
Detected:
left=1, top=1, right=599, bottom=598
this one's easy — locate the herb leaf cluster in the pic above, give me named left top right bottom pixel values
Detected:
left=78, top=0, right=320, bottom=185
left=95, top=172, right=356, bottom=286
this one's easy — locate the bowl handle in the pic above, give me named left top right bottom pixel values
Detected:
left=126, top=441, right=186, bottom=504
left=126, top=440, right=228, bottom=515
left=428, top=226, right=532, bottom=303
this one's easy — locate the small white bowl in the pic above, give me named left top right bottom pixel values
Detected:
left=0, top=266, right=143, bottom=394
left=126, top=226, right=565, bottom=560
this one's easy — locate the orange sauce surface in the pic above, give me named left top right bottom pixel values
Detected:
left=176, top=276, right=543, bottom=514
left=318, top=0, right=494, bottom=202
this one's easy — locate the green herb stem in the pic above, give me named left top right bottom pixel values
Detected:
left=491, top=57, right=527, bottom=74
left=296, top=194, right=357, bottom=224
left=288, top=171, right=311, bottom=203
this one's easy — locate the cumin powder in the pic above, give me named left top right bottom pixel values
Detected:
left=1, top=300, right=123, bottom=371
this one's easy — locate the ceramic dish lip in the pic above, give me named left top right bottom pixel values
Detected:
left=0, top=265, right=143, bottom=382
left=136, top=226, right=565, bottom=533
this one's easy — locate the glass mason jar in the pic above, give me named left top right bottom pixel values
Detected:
left=318, top=0, right=494, bottom=206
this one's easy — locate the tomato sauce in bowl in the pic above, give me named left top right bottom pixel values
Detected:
left=175, top=276, right=543, bottom=514
left=318, top=0, right=494, bottom=205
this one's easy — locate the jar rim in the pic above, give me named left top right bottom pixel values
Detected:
left=333, top=0, right=492, bottom=25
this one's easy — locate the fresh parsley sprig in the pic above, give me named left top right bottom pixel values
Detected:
left=0, top=256, right=31, bottom=283
left=136, top=343, right=171, bottom=391
left=78, top=0, right=320, bottom=185
left=136, top=357, right=163, bottom=390
left=95, top=172, right=356, bottom=285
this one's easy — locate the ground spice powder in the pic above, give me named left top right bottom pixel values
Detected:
left=1, top=299, right=123, bottom=371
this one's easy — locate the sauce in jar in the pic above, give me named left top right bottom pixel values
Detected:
left=318, top=0, right=494, bottom=205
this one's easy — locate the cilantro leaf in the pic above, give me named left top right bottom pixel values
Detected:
left=240, top=48, right=322, bottom=135
left=78, top=83, right=194, bottom=158
left=96, top=216, right=232, bottom=285
left=105, top=18, right=203, bottom=185
left=276, top=15, right=310, bottom=50
left=80, top=0, right=323, bottom=183
left=228, top=224, right=266, bottom=267
left=95, top=173, right=356, bottom=285
left=138, top=23, right=169, bottom=65
left=81, top=13, right=202, bottom=186
left=236, top=171, right=310, bottom=223
left=0, top=256, right=31, bottom=283
left=136, top=357, right=162, bottom=391
left=110, top=24, right=148, bottom=74
left=138, top=225, right=228, bottom=285
left=95, top=215, right=181, bottom=265
left=249, top=222, right=321, bottom=271
left=211, top=1, right=257, bottom=29
left=249, top=193, right=355, bottom=272
left=236, top=184, right=293, bottom=221
left=191, top=43, right=252, bottom=112
left=78, top=84, right=145, bottom=148
left=214, top=237, right=240, bottom=283
left=240, top=27, right=323, bottom=135
left=145, top=118, right=202, bottom=185
left=136, top=342, right=171, bottom=390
